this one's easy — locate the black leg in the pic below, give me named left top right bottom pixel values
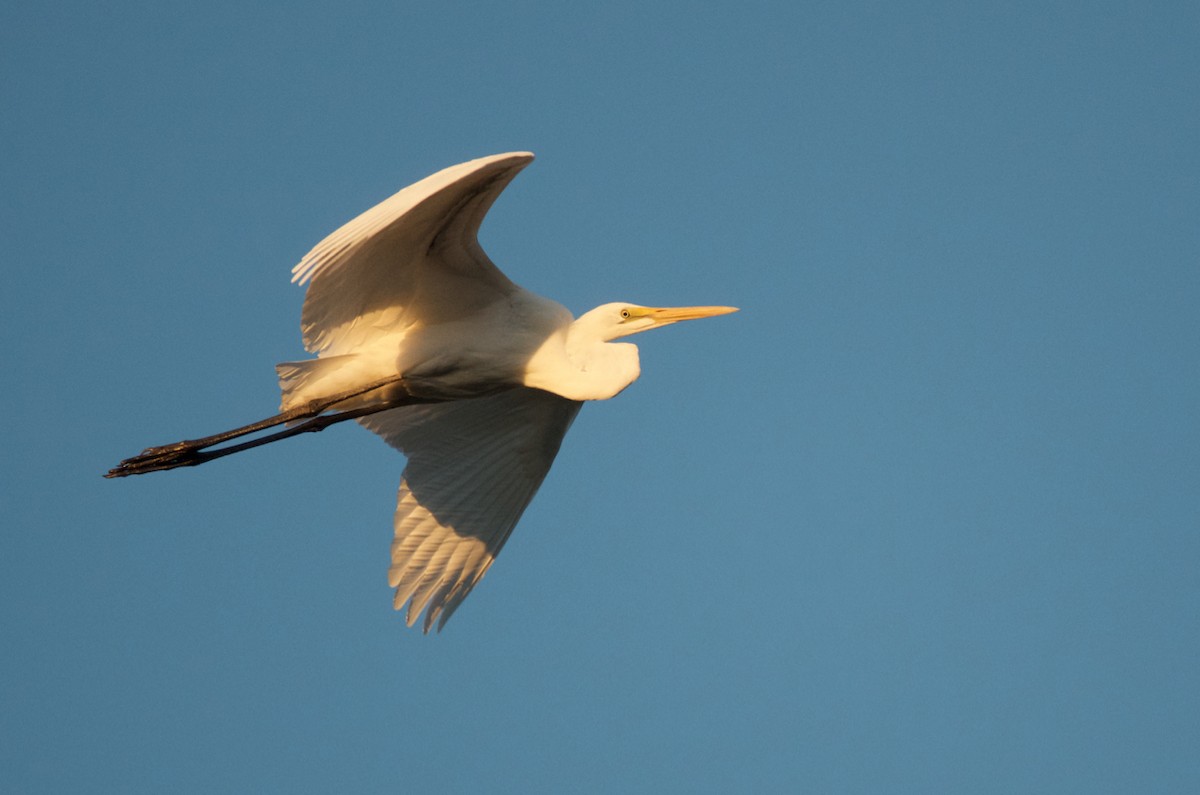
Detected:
left=105, top=375, right=440, bottom=478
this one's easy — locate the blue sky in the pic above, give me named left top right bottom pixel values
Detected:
left=3, top=2, right=1198, bottom=792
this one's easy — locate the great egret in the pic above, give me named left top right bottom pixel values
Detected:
left=108, top=152, right=737, bottom=632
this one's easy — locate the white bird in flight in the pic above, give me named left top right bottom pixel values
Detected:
left=108, top=152, right=737, bottom=632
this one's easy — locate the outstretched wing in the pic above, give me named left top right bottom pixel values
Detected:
left=291, top=152, right=535, bottom=356
left=358, top=388, right=583, bottom=633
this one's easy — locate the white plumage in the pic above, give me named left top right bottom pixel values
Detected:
left=108, top=152, right=736, bottom=632
left=360, top=388, right=580, bottom=632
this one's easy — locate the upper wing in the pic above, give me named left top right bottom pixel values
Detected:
left=358, top=388, right=583, bottom=633
left=291, top=152, right=535, bottom=356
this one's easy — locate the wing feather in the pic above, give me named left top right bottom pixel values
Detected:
left=292, top=152, right=535, bottom=356
left=358, top=387, right=582, bottom=632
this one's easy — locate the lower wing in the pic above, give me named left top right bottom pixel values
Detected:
left=358, top=387, right=583, bottom=632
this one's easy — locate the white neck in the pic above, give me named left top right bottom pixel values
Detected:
left=523, top=311, right=642, bottom=401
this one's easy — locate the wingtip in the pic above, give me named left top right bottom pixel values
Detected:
left=470, top=151, right=535, bottom=169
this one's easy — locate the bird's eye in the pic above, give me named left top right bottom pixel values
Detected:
left=619, top=309, right=631, bottom=319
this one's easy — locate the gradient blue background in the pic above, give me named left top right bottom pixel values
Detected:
left=4, top=2, right=1198, bottom=792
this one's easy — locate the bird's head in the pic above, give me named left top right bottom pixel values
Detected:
left=588, top=302, right=739, bottom=341
left=543, top=301, right=740, bottom=400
